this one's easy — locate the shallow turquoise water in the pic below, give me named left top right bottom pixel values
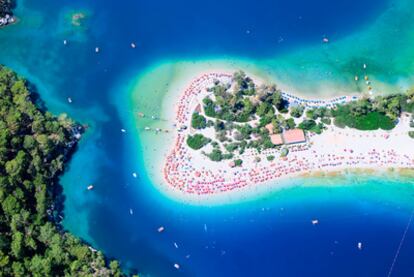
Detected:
left=2, top=0, right=414, bottom=276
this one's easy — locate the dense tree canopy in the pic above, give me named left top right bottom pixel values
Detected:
left=0, top=66, right=126, bottom=276
left=0, top=0, right=15, bottom=17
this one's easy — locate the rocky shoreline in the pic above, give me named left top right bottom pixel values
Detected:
left=0, top=0, right=16, bottom=27
left=0, top=13, right=15, bottom=27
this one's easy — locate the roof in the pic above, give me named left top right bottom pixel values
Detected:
left=270, top=134, right=283, bottom=145
left=283, top=129, right=306, bottom=144
left=265, top=123, right=274, bottom=134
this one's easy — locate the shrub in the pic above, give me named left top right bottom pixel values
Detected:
left=187, top=134, right=211, bottom=150
left=208, top=149, right=223, bottom=161
left=280, top=147, right=289, bottom=157
left=191, top=113, right=207, bottom=129
left=321, top=117, right=332, bottom=125
left=234, top=159, right=243, bottom=166
left=290, top=105, right=305, bottom=118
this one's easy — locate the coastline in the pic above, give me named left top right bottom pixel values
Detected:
left=126, top=0, right=414, bottom=206
left=131, top=66, right=414, bottom=205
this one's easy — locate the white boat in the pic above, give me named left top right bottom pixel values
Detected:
left=174, top=242, right=178, bottom=248
left=132, top=172, right=138, bottom=178
left=174, top=263, right=180, bottom=270
left=95, top=47, right=100, bottom=53
left=144, top=127, right=151, bottom=131
left=67, top=97, right=72, bottom=103
left=311, top=219, right=319, bottom=225
left=131, top=42, right=136, bottom=48
left=63, top=40, right=68, bottom=45
left=158, top=226, right=165, bottom=233
left=121, top=128, right=126, bottom=133
left=87, top=185, right=94, bottom=190
left=357, top=242, right=363, bottom=250
left=129, top=208, right=133, bottom=215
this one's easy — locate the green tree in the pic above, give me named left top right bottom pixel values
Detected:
left=191, top=113, right=207, bottom=129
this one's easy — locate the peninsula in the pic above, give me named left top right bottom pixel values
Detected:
left=163, top=71, right=414, bottom=196
left=0, top=66, right=125, bottom=276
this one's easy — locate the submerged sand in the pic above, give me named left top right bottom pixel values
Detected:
left=127, top=0, right=414, bottom=204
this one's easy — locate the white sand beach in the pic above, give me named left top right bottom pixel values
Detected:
left=131, top=66, right=414, bottom=205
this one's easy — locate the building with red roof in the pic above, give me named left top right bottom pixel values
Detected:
left=283, top=129, right=306, bottom=144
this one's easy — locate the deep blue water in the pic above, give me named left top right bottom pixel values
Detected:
left=3, top=0, right=414, bottom=276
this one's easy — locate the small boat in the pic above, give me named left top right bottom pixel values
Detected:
left=131, top=42, right=136, bottom=48
left=67, top=97, right=73, bottom=103
left=158, top=226, right=165, bottom=233
left=357, top=242, right=363, bottom=250
left=129, top=208, right=133, bottom=215
left=63, top=40, right=68, bottom=45
left=87, top=185, right=94, bottom=190
left=363, top=63, right=367, bottom=69
left=204, top=224, right=208, bottom=232
left=95, top=47, right=100, bottom=53
left=144, top=127, right=151, bottom=131
left=322, top=37, right=329, bottom=43
left=311, top=219, right=319, bottom=225
left=174, top=263, right=180, bottom=270
left=132, top=172, right=138, bottom=178
left=174, top=242, right=178, bottom=248
left=138, top=112, right=145, bottom=117
left=121, top=128, right=126, bottom=133
left=354, top=76, right=359, bottom=81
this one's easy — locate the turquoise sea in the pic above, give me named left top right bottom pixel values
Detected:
left=2, top=0, right=414, bottom=276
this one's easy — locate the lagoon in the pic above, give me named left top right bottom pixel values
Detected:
left=2, top=0, right=414, bottom=276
